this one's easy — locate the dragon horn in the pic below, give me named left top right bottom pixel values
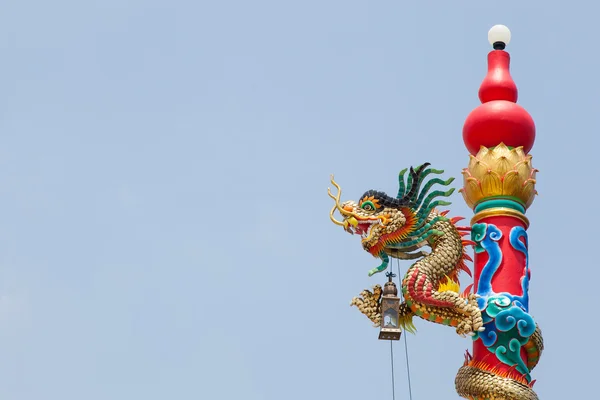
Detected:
left=328, top=175, right=352, bottom=226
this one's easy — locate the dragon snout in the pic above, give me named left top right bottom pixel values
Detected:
left=343, top=217, right=359, bottom=233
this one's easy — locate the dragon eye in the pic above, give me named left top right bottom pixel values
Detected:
left=361, top=201, right=376, bottom=211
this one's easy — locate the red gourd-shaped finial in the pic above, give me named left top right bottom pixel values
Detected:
left=463, top=25, right=535, bottom=155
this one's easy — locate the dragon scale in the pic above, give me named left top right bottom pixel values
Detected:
left=399, top=211, right=483, bottom=336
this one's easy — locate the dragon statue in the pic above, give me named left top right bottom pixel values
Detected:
left=329, top=163, right=483, bottom=336
left=328, top=162, right=544, bottom=400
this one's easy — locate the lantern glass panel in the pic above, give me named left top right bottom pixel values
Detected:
left=383, top=308, right=398, bottom=328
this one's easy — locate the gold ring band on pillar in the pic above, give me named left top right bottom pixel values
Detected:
left=470, top=207, right=530, bottom=228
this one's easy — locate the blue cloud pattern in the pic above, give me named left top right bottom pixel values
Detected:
left=471, top=223, right=536, bottom=379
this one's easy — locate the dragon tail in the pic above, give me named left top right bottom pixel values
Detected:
left=455, top=325, right=543, bottom=399
left=455, top=363, right=538, bottom=400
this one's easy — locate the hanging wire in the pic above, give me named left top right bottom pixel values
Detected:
left=397, top=258, right=414, bottom=400
left=390, top=341, right=396, bottom=400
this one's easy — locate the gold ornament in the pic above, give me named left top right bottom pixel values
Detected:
left=460, top=143, right=538, bottom=209
left=471, top=208, right=530, bottom=228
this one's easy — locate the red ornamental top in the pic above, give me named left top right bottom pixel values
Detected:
left=463, top=47, right=536, bottom=155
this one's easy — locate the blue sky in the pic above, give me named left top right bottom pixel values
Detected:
left=0, top=1, right=595, bottom=399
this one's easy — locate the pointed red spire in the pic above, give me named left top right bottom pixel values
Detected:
left=463, top=26, right=536, bottom=155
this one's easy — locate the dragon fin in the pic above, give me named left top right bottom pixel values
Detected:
left=461, top=283, right=474, bottom=297
left=460, top=263, right=472, bottom=277
left=450, top=216, right=465, bottom=224
left=529, top=379, right=536, bottom=388
left=399, top=312, right=417, bottom=334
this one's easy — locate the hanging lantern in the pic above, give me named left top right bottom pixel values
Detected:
left=379, top=272, right=402, bottom=341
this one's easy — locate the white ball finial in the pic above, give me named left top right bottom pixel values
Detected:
left=488, top=25, right=511, bottom=49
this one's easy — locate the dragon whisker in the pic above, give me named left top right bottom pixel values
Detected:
left=329, top=204, right=345, bottom=226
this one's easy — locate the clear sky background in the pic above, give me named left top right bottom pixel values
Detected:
left=0, top=1, right=595, bottom=399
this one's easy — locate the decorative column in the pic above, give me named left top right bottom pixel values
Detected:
left=457, top=25, right=543, bottom=399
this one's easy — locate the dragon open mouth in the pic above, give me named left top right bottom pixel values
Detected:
left=348, top=219, right=381, bottom=240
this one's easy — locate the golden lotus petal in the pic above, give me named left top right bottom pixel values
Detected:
left=462, top=177, right=484, bottom=208
left=470, top=159, right=490, bottom=178
left=520, top=180, right=537, bottom=208
left=465, top=177, right=483, bottom=192
left=466, top=153, right=478, bottom=167
left=515, top=160, right=533, bottom=179
left=501, top=170, right=522, bottom=196
left=480, top=170, right=502, bottom=196
left=461, top=167, right=473, bottom=178
left=529, top=168, right=539, bottom=180
left=494, top=155, right=513, bottom=176
left=477, top=154, right=495, bottom=167
left=475, top=146, right=491, bottom=160
left=513, top=145, right=526, bottom=158
left=488, top=143, right=513, bottom=161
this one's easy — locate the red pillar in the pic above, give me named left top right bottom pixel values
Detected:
left=460, top=36, right=540, bottom=388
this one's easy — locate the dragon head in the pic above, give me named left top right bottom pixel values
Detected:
left=329, top=185, right=416, bottom=256
left=328, top=163, right=456, bottom=258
